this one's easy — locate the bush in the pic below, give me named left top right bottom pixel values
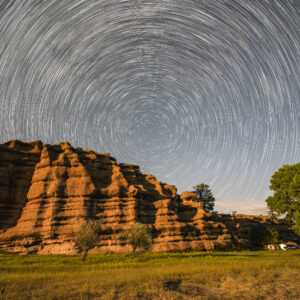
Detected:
left=74, top=220, right=101, bottom=261
left=122, top=223, right=152, bottom=253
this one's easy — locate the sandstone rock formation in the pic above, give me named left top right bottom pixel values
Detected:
left=0, top=140, right=299, bottom=254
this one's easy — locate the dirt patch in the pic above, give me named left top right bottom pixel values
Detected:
left=164, top=279, right=225, bottom=298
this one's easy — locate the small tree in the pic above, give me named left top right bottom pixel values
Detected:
left=192, top=183, right=215, bottom=212
left=123, top=223, right=152, bottom=254
left=74, top=220, right=101, bottom=261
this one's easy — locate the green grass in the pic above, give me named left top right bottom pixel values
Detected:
left=1, top=250, right=300, bottom=299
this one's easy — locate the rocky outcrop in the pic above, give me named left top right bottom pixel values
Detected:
left=0, top=140, right=299, bottom=254
left=203, top=213, right=300, bottom=250
left=0, top=140, right=43, bottom=229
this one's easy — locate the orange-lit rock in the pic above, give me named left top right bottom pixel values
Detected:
left=0, top=140, right=299, bottom=254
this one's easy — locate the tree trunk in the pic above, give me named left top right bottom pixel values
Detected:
left=82, top=250, right=88, bottom=261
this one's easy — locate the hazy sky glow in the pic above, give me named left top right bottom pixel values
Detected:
left=0, top=0, right=299, bottom=214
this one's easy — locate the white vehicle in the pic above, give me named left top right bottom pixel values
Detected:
left=285, top=244, right=299, bottom=250
left=279, top=244, right=287, bottom=250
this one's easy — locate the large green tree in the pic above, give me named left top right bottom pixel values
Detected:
left=192, top=183, right=215, bottom=212
left=266, top=163, right=300, bottom=223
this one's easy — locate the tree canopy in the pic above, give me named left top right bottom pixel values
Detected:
left=294, top=211, right=300, bottom=236
left=122, top=222, right=152, bottom=253
left=74, top=220, right=101, bottom=261
left=192, top=183, right=215, bottom=213
left=266, top=163, right=300, bottom=222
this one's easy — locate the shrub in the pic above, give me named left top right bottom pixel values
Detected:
left=122, top=223, right=152, bottom=253
left=74, top=220, right=101, bottom=261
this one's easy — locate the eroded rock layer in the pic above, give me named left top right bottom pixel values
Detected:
left=0, top=140, right=299, bottom=254
left=0, top=140, right=43, bottom=229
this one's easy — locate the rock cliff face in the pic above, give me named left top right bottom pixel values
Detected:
left=0, top=140, right=299, bottom=254
left=0, top=140, right=43, bottom=229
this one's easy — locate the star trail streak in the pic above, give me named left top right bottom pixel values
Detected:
left=0, top=0, right=299, bottom=213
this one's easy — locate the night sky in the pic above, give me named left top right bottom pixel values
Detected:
left=0, top=0, right=299, bottom=214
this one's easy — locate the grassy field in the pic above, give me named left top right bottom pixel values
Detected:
left=1, top=250, right=300, bottom=299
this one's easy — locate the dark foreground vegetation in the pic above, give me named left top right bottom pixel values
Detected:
left=1, top=250, right=299, bottom=299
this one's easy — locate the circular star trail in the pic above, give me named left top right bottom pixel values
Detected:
left=0, top=0, right=299, bottom=213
